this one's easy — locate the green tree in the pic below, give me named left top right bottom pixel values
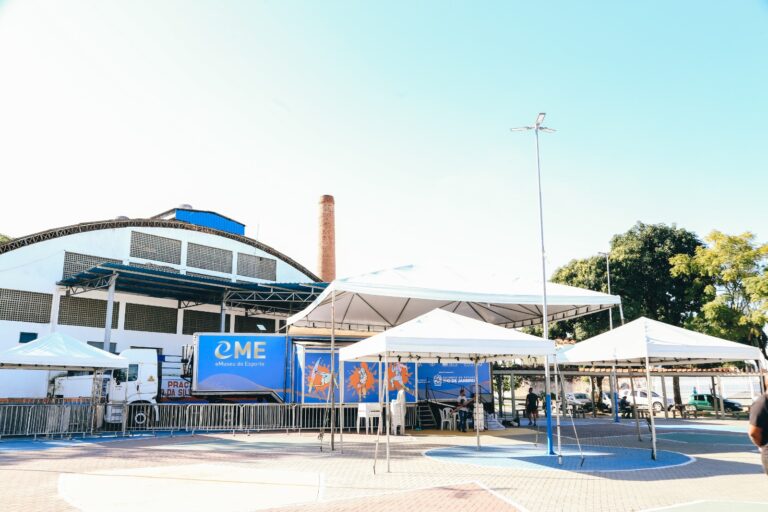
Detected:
left=0, top=233, right=10, bottom=244
left=670, top=230, right=768, bottom=357
left=552, top=222, right=711, bottom=404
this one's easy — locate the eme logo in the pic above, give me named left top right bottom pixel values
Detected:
left=214, top=340, right=267, bottom=360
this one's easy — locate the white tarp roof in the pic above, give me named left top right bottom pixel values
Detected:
left=559, top=316, right=764, bottom=366
left=339, top=309, right=556, bottom=363
left=288, top=264, right=622, bottom=330
left=0, top=332, right=128, bottom=371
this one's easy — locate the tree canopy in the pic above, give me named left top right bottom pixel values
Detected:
left=671, top=230, right=768, bottom=357
left=0, top=233, right=10, bottom=244
left=550, top=222, right=710, bottom=340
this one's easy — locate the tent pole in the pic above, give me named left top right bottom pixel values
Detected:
left=645, top=356, right=657, bottom=460
left=717, top=375, right=725, bottom=419
left=330, top=290, right=336, bottom=450
left=475, top=358, right=480, bottom=451
left=544, top=355, right=554, bottom=455
left=373, top=357, right=383, bottom=474
left=385, top=354, right=390, bottom=473
left=554, top=357, right=563, bottom=463
left=661, top=373, right=669, bottom=419
left=629, top=373, right=641, bottom=441
left=611, top=366, right=619, bottom=423
left=710, top=376, right=718, bottom=419
left=510, top=374, right=516, bottom=423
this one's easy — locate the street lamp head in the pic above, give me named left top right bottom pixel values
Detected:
left=536, top=113, right=546, bottom=126
left=510, top=126, right=534, bottom=132
left=538, top=127, right=556, bottom=133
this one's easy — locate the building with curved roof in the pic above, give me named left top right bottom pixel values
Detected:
left=0, top=207, right=322, bottom=397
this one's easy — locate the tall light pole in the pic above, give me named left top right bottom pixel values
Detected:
left=598, top=251, right=613, bottom=330
left=511, top=113, right=556, bottom=454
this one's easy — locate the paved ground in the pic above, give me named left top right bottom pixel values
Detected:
left=0, top=418, right=766, bottom=512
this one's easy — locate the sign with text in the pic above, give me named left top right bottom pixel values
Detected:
left=417, top=362, right=491, bottom=400
left=194, top=334, right=288, bottom=396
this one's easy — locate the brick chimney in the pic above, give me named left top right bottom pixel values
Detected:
left=318, top=195, right=336, bottom=282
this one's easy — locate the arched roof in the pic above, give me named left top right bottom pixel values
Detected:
left=0, top=218, right=320, bottom=282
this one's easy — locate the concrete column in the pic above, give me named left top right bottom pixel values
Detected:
left=103, top=275, right=117, bottom=344
left=49, top=290, right=62, bottom=333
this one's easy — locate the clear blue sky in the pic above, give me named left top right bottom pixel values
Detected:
left=0, top=1, right=766, bottom=279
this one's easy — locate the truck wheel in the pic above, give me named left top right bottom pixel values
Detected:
left=132, top=410, right=149, bottom=426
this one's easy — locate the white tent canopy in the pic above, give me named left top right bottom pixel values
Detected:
left=288, top=264, right=622, bottom=330
left=558, top=316, right=765, bottom=461
left=0, top=332, right=128, bottom=371
left=340, top=308, right=556, bottom=363
left=340, top=309, right=556, bottom=467
left=559, top=316, right=764, bottom=366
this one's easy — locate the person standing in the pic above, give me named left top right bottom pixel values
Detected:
left=525, top=387, right=539, bottom=427
left=453, top=388, right=469, bottom=433
left=748, top=387, right=768, bottom=476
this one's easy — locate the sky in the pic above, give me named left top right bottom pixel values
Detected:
left=0, top=1, right=766, bottom=280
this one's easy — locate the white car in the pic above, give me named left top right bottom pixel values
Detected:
left=619, top=389, right=674, bottom=412
left=565, top=392, right=593, bottom=410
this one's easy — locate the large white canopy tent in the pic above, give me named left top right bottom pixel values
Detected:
left=287, top=264, right=622, bottom=454
left=0, top=332, right=128, bottom=372
left=287, top=264, right=623, bottom=330
left=559, top=316, right=766, bottom=459
left=339, top=308, right=556, bottom=472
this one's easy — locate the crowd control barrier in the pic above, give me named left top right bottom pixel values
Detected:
left=0, top=402, right=417, bottom=438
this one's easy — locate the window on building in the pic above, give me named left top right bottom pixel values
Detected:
left=19, top=332, right=38, bottom=343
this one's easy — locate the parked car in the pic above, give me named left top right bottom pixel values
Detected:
left=687, top=393, right=743, bottom=412
left=565, top=392, right=593, bottom=411
left=619, top=389, right=674, bottom=413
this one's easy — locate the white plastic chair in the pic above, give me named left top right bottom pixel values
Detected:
left=390, top=390, right=406, bottom=435
left=356, top=403, right=382, bottom=434
left=440, top=407, right=454, bottom=430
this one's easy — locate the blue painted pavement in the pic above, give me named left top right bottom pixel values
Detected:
left=424, top=444, right=692, bottom=472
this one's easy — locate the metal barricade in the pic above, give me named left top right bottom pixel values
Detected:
left=186, top=403, right=243, bottom=433
left=122, top=403, right=187, bottom=433
left=0, top=403, right=94, bottom=438
left=241, top=404, right=297, bottom=432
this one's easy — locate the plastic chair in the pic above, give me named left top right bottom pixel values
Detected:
left=440, top=408, right=454, bottom=430
left=356, top=403, right=382, bottom=434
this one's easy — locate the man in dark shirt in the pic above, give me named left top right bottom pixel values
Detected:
left=525, top=387, right=539, bottom=427
left=748, top=390, right=768, bottom=476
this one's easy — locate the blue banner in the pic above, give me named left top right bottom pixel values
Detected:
left=302, top=351, right=339, bottom=403
left=343, top=361, right=380, bottom=403
left=386, top=362, right=417, bottom=402
left=417, top=362, right=491, bottom=400
left=194, top=334, right=288, bottom=397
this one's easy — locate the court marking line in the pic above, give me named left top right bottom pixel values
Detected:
left=473, top=480, right=530, bottom=512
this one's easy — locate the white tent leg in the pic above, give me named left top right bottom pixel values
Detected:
left=717, top=375, right=725, bottom=418
left=385, top=354, right=390, bottom=473
left=475, top=359, right=480, bottom=451
left=330, top=290, right=336, bottom=451
left=373, top=357, right=383, bottom=474
left=554, top=356, right=562, bottom=463
left=611, top=366, right=619, bottom=423
left=645, top=356, right=657, bottom=460
left=661, top=374, right=669, bottom=419
left=630, top=374, right=641, bottom=441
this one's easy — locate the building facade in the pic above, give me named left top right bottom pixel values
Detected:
left=0, top=208, right=320, bottom=397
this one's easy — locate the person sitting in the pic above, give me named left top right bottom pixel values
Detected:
left=619, top=396, right=632, bottom=418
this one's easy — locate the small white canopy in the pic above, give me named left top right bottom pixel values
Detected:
left=340, top=309, right=556, bottom=363
left=288, top=264, right=622, bottom=330
left=0, top=332, right=128, bottom=371
left=559, top=317, right=764, bottom=366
